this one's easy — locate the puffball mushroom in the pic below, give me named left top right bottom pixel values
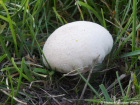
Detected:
left=43, top=21, right=113, bottom=73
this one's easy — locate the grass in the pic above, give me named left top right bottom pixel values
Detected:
left=0, top=0, right=140, bottom=104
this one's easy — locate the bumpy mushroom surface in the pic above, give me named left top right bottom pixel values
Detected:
left=43, top=21, right=113, bottom=73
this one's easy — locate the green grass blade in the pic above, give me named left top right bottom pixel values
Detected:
left=121, top=0, right=131, bottom=25
left=0, top=22, right=6, bottom=34
left=0, top=34, right=11, bottom=61
left=11, top=58, right=31, bottom=82
left=53, top=7, right=64, bottom=25
left=78, top=1, right=103, bottom=25
left=99, top=84, right=112, bottom=102
left=33, top=68, right=49, bottom=75
left=45, top=95, right=51, bottom=105
left=0, top=22, right=10, bottom=61
left=32, top=0, right=40, bottom=16
left=11, top=0, right=27, bottom=18
left=76, top=1, right=84, bottom=21
left=0, top=15, right=16, bottom=25
left=0, top=54, right=7, bottom=62
left=19, top=0, right=29, bottom=57
left=132, top=0, right=137, bottom=63
left=7, top=70, right=14, bottom=104
left=101, top=8, right=106, bottom=29
left=126, top=80, right=131, bottom=99
left=54, top=0, right=56, bottom=9
left=76, top=69, right=103, bottom=101
left=30, top=70, right=48, bottom=78
left=15, top=57, right=24, bottom=97
left=23, top=64, right=34, bottom=81
left=1, top=67, right=15, bottom=71
left=115, top=0, right=119, bottom=33
left=116, top=71, right=127, bottom=102
left=88, top=0, right=100, bottom=12
left=0, top=0, right=19, bottom=57
left=34, top=0, right=43, bottom=25
left=114, top=15, right=133, bottom=45
left=119, top=50, right=140, bottom=58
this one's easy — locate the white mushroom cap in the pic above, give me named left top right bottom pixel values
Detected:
left=43, top=21, right=113, bottom=73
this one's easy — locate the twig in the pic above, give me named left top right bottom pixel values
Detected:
left=0, top=89, right=27, bottom=105
left=63, top=66, right=90, bottom=76
left=40, top=88, right=64, bottom=105
left=29, top=80, right=47, bottom=89
left=79, top=55, right=100, bottom=99
left=99, top=74, right=127, bottom=96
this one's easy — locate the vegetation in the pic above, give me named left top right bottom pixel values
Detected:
left=0, top=0, right=140, bottom=104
